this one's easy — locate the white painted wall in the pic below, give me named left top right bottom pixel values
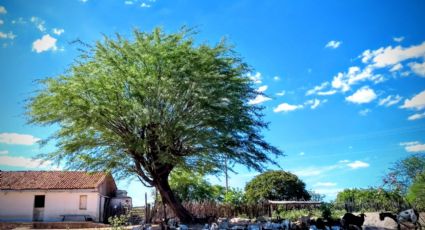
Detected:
left=0, top=190, right=101, bottom=222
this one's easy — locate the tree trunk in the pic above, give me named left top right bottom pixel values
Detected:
left=155, top=175, right=194, bottom=223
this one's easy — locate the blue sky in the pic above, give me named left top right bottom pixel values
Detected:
left=1, top=0, right=425, bottom=206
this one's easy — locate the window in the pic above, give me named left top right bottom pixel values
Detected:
left=79, top=195, right=87, bottom=210
left=34, top=195, right=45, bottom=208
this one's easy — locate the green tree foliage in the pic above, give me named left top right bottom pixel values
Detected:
left=26, top=27, right=282, bottom=222
left=335, top=188, right=403, bottom=212
left=383, top=153, right=425, bottom=194
left=406, top=172, right=425, bottom=210
left=169, top=168, right=224, bottom=202
left=223, top=188, right=246, bottom=205
left=244, top=170, right=310, bottom=203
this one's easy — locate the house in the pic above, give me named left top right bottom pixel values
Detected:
left=0, top=171, right=132, bottom=222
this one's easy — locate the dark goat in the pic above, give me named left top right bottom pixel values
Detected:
left=341, top=213, right=366, bottom=229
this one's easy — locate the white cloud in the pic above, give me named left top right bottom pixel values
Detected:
left=359, top=108, right=371, bottom=116
left=400, top=141, right=425, bottom=153
left=393, top=36, right=405, bottom=43
left=248, top=95, right=271, bottom=105
left=314, top=182, right=337, bottom=187
left=256, top=85, right=268, bottom=93
left=247, top=72, right=262, bottom=84
left=140, top=2, right=151, bottom=7
left=79, top=0, right=89, bottom=2
left=0, top=150, right=8, bottom=155
left=30, top=17, right=46, bottom=32
left=0, top=20, right=3, bottom=25
left=408, top=112, right=425, bottom=121
left=32, top=34, right=58, bottom=53
left=408, top=61, right=425, bottom=77
left=400, top=141, right=420, bottom=146
left=378, top=95, right=402, bottom=107
left=299, top=152, right=305, bottom=156
left=361, top=42, right=425, bottom=68
left=347, top=160, right=369, bottom=169
left=0, top=31, right=16, bottom=39
left=317, top=90, right=337, bottom=96
left=345, top=86, right=377, bottom=104
left=325, top=40, right=342, bottom=49
left=0, top=133, right=40, bottom=145
left=273, top=103, right=303, bottom=112
left=305, top=98, right=327, bottom=109
left=0, top=156, right=59, bottom=169
left=306, top=82, right=329, bottom=96
left=273, top=76, right=280, bottom=81
left=11, top=17, right=27, bottom=24
left=390, top=63, right=403, bottom=72
left=125, top=0, right=134, bottom=4
left=0, top=6, right=6, bottom=14
left=276, top=90, right=285, bottom=96
left=331, top=66, right=384, bottom=93
left=52, top=28, right=64, bottom=35
left=401, top=90, right=425, bottom=110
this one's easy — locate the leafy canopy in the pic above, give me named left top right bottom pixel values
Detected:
left=27, top=27, right=282, bottom=187
left=169, top=168, right=224, bottom=202
left=406, top=172, right=425, bottom=210
left=244, top=170, right=310, bottom=203
left=383, top=153, right=425, bottom=194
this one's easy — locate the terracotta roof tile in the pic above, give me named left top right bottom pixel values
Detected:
left=0, top=171, right=113, bottom=190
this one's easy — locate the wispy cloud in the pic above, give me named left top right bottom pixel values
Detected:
left=408, top=112, right=425, bottom=121
left=393, top=36, right=404, bottom=43
left=306, top=82, right=329, bottom=96
left=408, top=61, right=425, bottom=77
left=314, top=182, right=337, bottom=187
left=248, top=95, right=271, bottom=105
left=400, top=141, right=425, bottom=153
left=325, top=40, right=342, bottom=49
left=361, top=41, right=425, bottom=68
left=0, top=6, right=6, bottom=14
left=345, top=86, right=377, bottom=104
left=0, top=31, right=16, bottom=40
left=30, top=17, right=46, bottom=32
left=0, top=133, right=40, bottom=145
left=0, top=155, right=59, bottom=170
left=305, top=98, right=327, bottom=109
left=276, top=90, right=285, bottom=96
left=52, top=28, right=64, bottom=35
left=256, top=85, right=268, bottom=93
left=273, top=102, right=303, bottom=113
left=379, top=95, right=402, bottom=107
left=359, top=108, right=371, bottom=116
left=347, top=160, right=369, bottom=169
left=140, top=2, right=151, bottom=8
left=292, top=160, right=369, bottom=177
left=247, top=72, right=262, bottom=84
left=11, top=17, right=27, bottom=24
left=401, top=90, right=425, bottom=110
left=273, top=76, right=280, bottom=81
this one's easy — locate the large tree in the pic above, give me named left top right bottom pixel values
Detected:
left=383, top=153, right=425, bottom=194
left=244, top=170, right=310, bottom=203
left=27, top=28, right=282, bottom=222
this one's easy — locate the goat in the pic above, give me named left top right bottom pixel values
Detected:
left=341, top=213, right=366, bottom=230
left=380, top=209, right=422, bottom=230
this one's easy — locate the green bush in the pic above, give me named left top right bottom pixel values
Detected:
left=108, top=214, right=130, bottom=230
